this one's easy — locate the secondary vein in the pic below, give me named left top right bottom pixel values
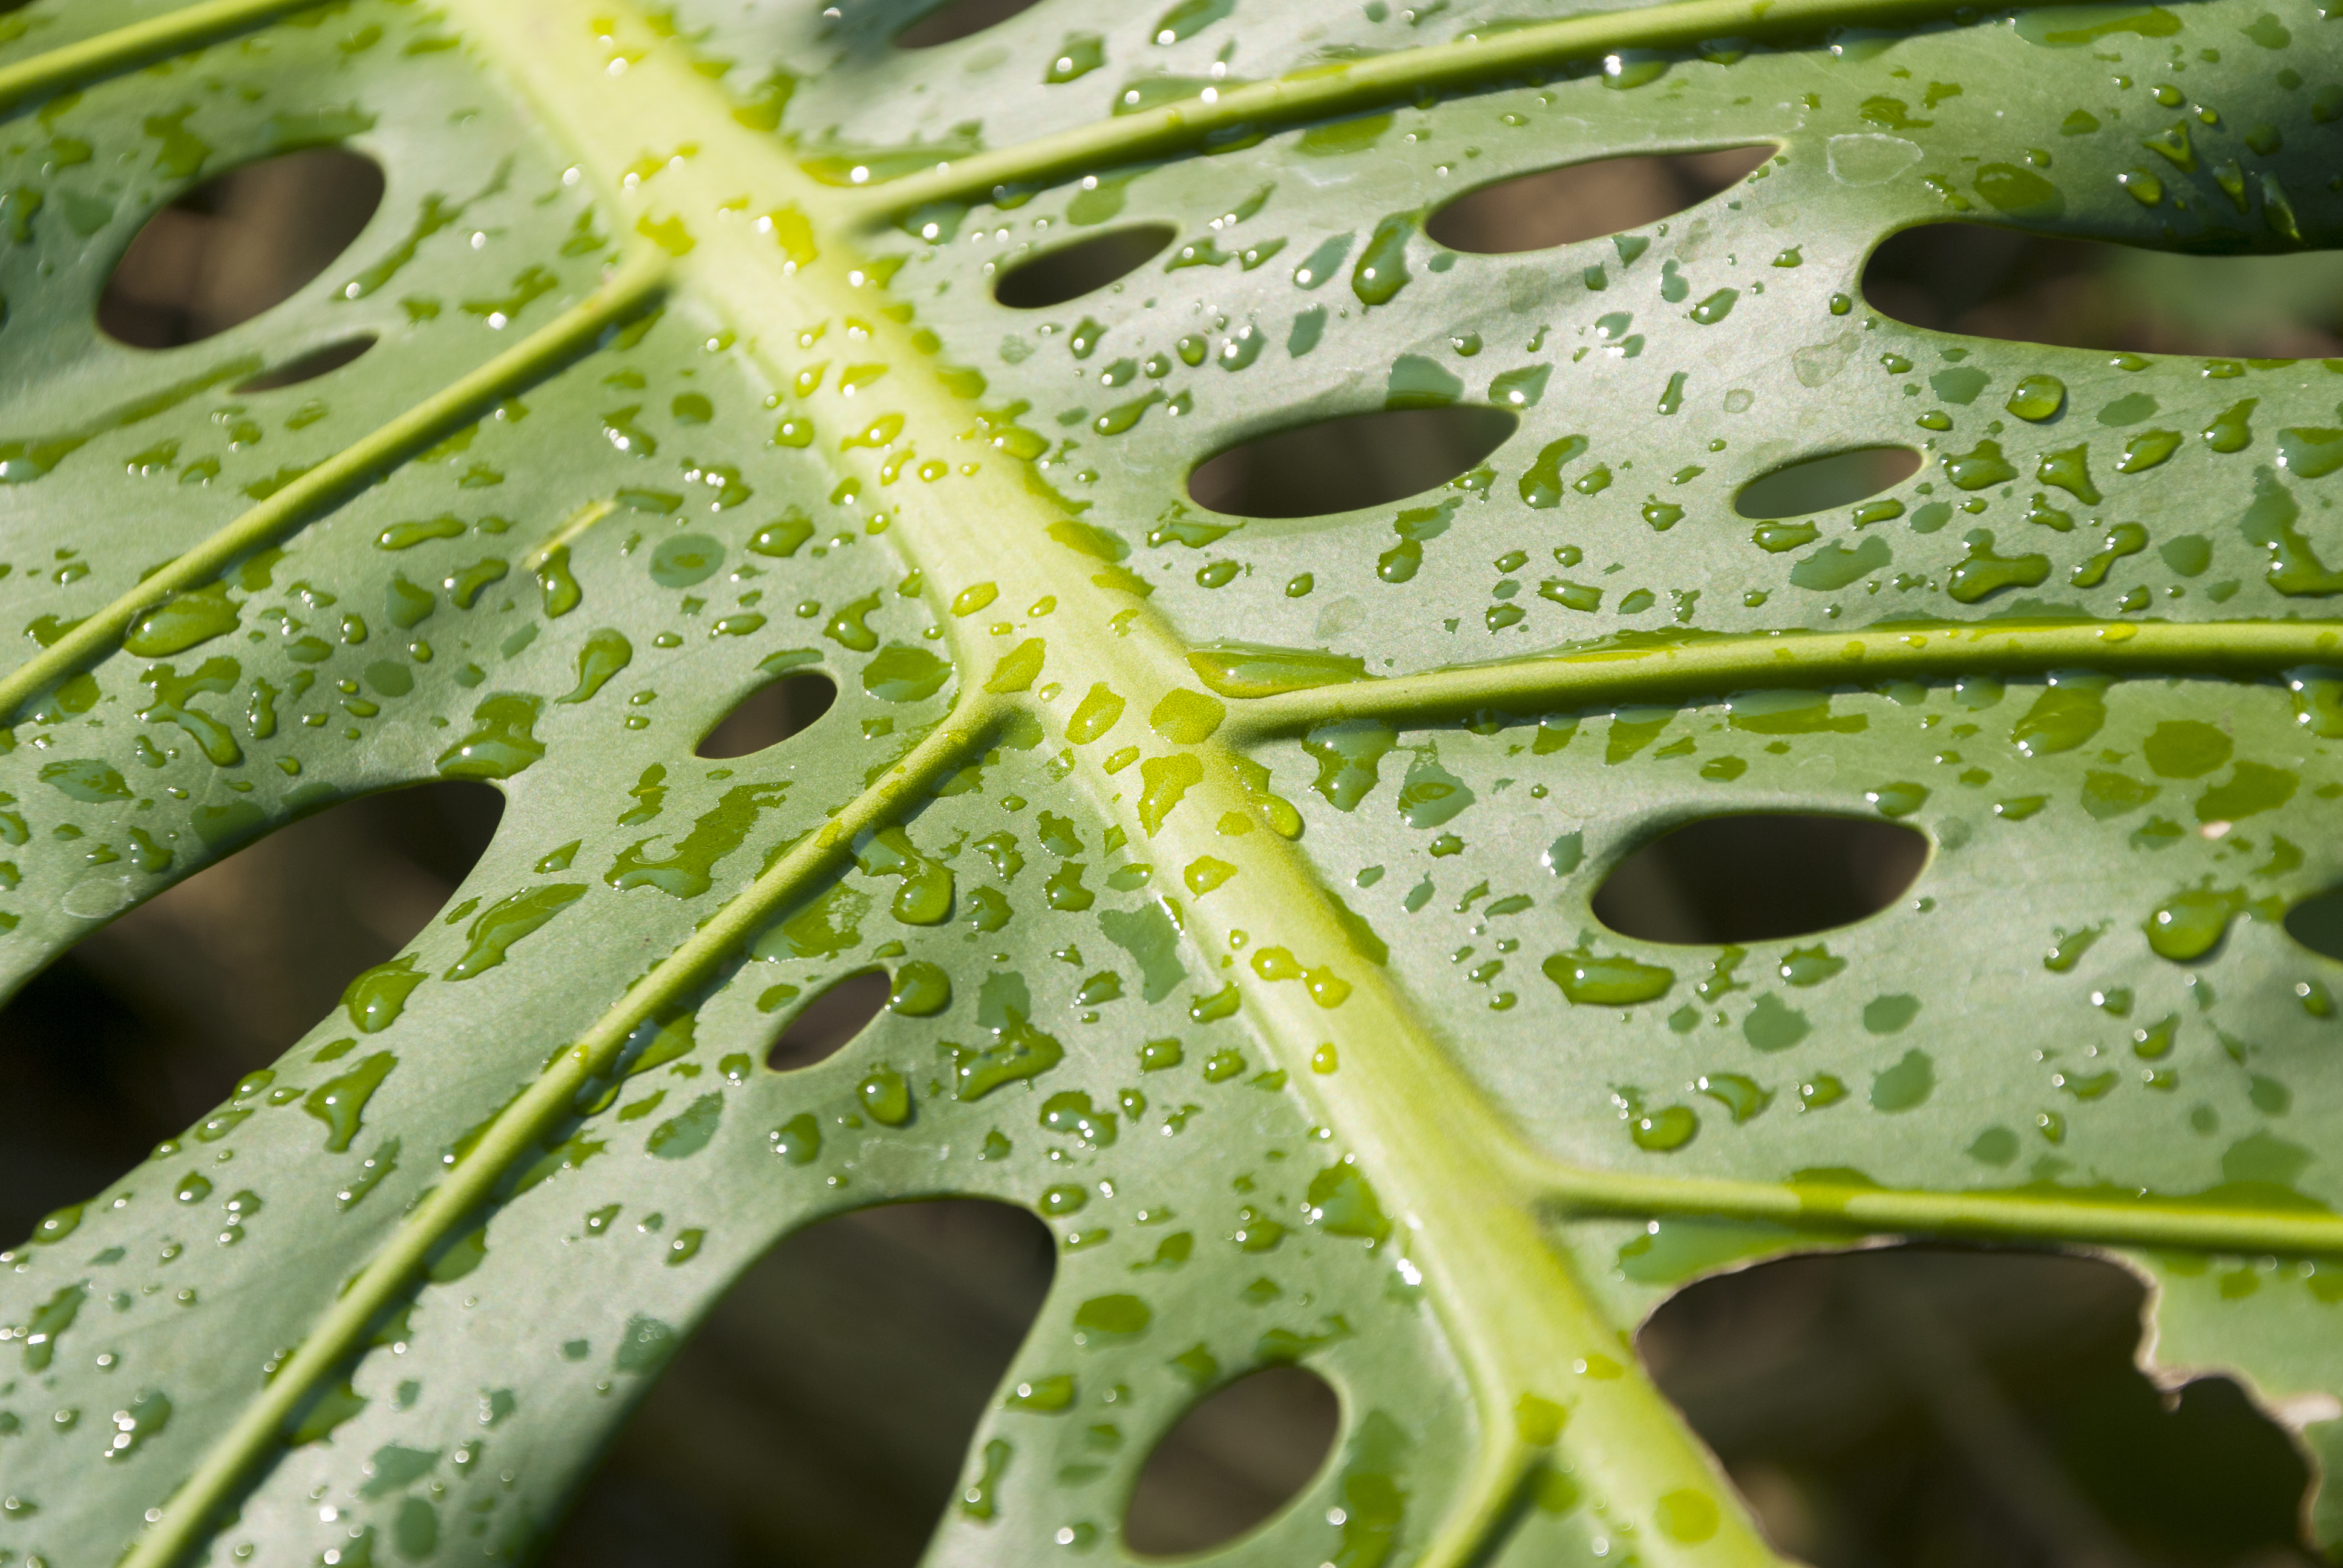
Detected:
left=1223, top=619, right=2343, bottom=733
left=851, top=0, right=2002, bottom=213
left=0, top=250, right=668, bottom=728
left=116, top=685, right=1009, bottom=1568
left=0, top=0, right=329, bottom=113
left=1529, top=1154, right=2343, bottom=1257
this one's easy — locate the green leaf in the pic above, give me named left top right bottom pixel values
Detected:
left=4, top=1, right=2343, bottom=1566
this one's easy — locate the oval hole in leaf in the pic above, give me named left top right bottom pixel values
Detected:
left=894, top=0, right=1045, bottom=48
left=1124, top=1364, right=1342, bottom=1557
left=1864, top=223, right=2343, bottom=358
left=1188, top=407, right=1518, bottom=518
left=99, top=146, right=386, bottom=348
left=765, top=968, right=893, bottom=1071
left=0, top=780, right=500, bottom=1247
left=2284, top=889, right=2343, bottom=962
left=1639, top=1244, right=2310, bottom=1566
left=695, top=670, right=837, bottom=759
left=993, top=224, right=1178, bottom=309
left=1593, top=812, right=1927, bottom=945
left=545, top=1198, right=1054, bottom=1567
left=231, top=333, right=378, bottom=394
left=1732, top=446, right=1921, bottom=520
left=1425, top=146, right=1774, bottom=254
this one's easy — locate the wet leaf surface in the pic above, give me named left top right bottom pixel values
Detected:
left=3, top=1, right=2343, bottom=1566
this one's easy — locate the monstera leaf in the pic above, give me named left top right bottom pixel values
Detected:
left=6, top=0, right=2343, bottom=1563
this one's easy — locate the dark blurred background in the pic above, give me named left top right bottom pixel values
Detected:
left=6, top=109, right=2339, bottom=1568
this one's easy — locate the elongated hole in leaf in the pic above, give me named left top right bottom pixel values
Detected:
left=231, top=333, right=377, bottom=393
left=1124, top=1365, right=1342, bottom=1556
left=98, top=146, right=385, bottom=348
left=1426, top=145, right=1774, bottom=254
left=765, top=969, right=892, bottom=1071
left=0, top=780, right=500, bottom=1248
left=2284, top=889, right=2343, bottom=962
left=894, top=0, right=1045, bottom=47
left=994, top=223, right=1178, bottom=309
left=1188, top=407, right=1518, bottom=518
left=695, top=670, right=837, bottom=759
left=1733, top=446, right=1921, bottom=520
left=1639, top=1244, right=2311, bottom=1566
left=1865, top=223, right=2343, bottom=358
left=1594, top=812, right=1927, bottom=945
left=545, top=1198, right=1054, bottom=1567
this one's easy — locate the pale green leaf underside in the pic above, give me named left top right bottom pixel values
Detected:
left=1, top=1, right=2341, bottom=1567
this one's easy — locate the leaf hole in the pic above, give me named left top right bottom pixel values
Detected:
left=98, top=146, right=386, bottom=348
left=993, top=223, right=1178, bottom=309
left=765, top=968, right=893, bottom=1071
left=0, top=779, right=500, bottom=1248
left=1864, top=223, right=2343, bottom=358
left=1124, top=1365, right=1342, bottom=1557
left=1593, top=812, right=1927, bottom=944
left=1425, top=146, right=1774, bottom=255
left=1640, top=1244, right=2313, bottom=1567
left=544, top=1198, right=1054, bottom=1568
left=1734, top=446, right=1922, bottom=520
left=2283, top=888, right=2343, bottom=962
left=230, top=333, right=378, bottom=393
left=695, top=669, right=837, bottom=759
left=894, top=0, right=1046, bottom=48
left=1187, top=406, right=1518, bottom=518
